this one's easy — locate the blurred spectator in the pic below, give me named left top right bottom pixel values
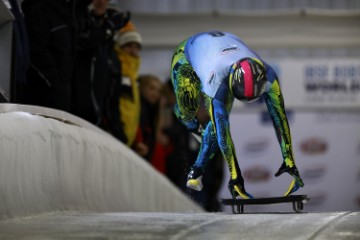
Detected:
left=21, top=0, right=129, bottom=113
left=161, top=80, right=195, bottom=187
left=114, top=21, right=142, bottom=146
left=148, top=81, right=179, bottom=174
left=133, top=74, right=163, bottom=162
left=72, top=0, right=128, bottom=142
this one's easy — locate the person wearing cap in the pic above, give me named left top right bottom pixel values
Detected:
left=114, top=22, right=142, bottom=147
left=170, top=31, right=304, bottom=200
left=69, top=0, right=129, bottom=143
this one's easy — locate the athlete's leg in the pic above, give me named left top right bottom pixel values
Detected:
left=171, top=40, right=205, bottom=191
left=186, top=119, right=220, bottom=191
left=205, top=82, right=253, bottom=199
left=192, top=120, right=218, bottom=170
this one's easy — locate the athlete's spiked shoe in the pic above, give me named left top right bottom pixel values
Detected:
left=186, top=166, right=203, bottom=191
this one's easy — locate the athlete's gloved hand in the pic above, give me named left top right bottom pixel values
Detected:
left=182, top=118, right=199, bottom=132
left=228, top=178, right=254, bottom=200
left=189, top=122, right=203, bottom=137
left=107, top=11, right=130, bottom=30
left=275, top=161, right=304, bottom=196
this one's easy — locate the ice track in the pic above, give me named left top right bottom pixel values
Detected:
left=0, top=104, right=359, bottom=239
left=0, top=104, right=202, bottom=220
left=0, top=212, right=359, bottom=239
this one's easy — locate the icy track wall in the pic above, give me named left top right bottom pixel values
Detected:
left=0, top=104, right=203, bottom=220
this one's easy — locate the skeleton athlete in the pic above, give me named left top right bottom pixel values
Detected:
left=170, top=31, right=304, bottom=199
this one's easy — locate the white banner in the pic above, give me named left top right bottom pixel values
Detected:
left=218, top=111, right=360, bottom=212
left=281, top=59, right=360, bottom=108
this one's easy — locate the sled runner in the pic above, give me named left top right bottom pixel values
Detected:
left=222, top=195, right=309, bottom=214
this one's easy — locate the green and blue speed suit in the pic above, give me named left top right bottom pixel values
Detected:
left=170, top=31, right=303, bottom=198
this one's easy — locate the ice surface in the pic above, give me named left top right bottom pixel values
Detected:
left=0, top=212, right=359, bottom=239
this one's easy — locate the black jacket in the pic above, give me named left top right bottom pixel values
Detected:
left=72, top=10, right=127, bottom=142
left=22, top=0, right=127, bottom=141
left=21, top=0, right=114, bottom=112
left=22, top=0, right=79, bottom=111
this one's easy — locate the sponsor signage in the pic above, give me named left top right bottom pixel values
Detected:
left=300, top=137, right=328, bottom=155
left=302, top=164, right=327, bottom=181
left=244, top=165, right=271, bottom=183
left=280, top=59, right=360, bottom=108
left=242, top=137, right=270, bottom=155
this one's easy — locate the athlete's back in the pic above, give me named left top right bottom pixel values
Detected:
left=184, top=31, right=263, bottom=97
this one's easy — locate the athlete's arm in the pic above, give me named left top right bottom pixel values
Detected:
left=263, top=67, right=304, bottom=195
left=263, top=75, right=295, bottom=168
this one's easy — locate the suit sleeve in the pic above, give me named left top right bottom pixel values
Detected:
left=263, top=67, right=296, bottom=168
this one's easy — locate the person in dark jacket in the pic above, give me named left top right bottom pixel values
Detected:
left=72, top=1, right=128, bottom=142
left=21, top=0, right=129, bottom=113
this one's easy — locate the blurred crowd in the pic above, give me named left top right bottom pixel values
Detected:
left=7, top=0, right=223, bottom=212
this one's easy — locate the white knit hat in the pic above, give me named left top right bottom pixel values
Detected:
left=114, top=21, right=142, bottom=47
left=116, top=31, right=142, bottom=47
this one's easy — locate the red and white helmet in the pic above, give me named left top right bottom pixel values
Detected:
left=229, top=58, right=267, bottom=102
